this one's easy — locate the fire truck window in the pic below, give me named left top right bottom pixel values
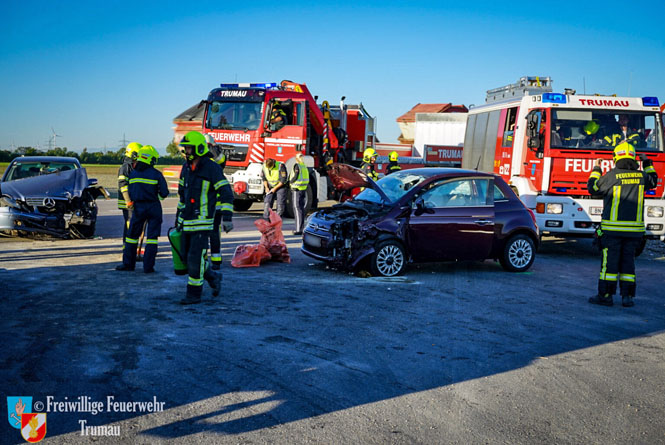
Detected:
left=552, top=110, right=661, bottom=152
left=294, top=103, right=304, bottom=126
left=502, top=108, right=517, bottom=147
left=483, top=110, right=501, bottom=171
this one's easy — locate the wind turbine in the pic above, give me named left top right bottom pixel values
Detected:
left=49, top=127, right=62, bottom=150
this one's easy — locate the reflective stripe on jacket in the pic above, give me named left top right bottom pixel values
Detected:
left=178, top=158, right=227, bottom=231
left=289, top=162, right=309, bottom=190
left=117, top=158, right=133, bottom=209
left=587, top=162, right=658, bottom=236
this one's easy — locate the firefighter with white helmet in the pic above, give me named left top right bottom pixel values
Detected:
left=116, top=145, right=169, bottom=273
left=361, top=147, right=379, bottom=181
left=587, top=142, right=658, bottom=307
left=118, top=142, right=142, bottom=247
left=386, top=151, right=401, bottom=175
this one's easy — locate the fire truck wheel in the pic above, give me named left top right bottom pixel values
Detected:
left=233, top=200, right=253, bottom=212
left=500, top=234, right=535, bottom=272
left=285, top=185, right=314, bottom=219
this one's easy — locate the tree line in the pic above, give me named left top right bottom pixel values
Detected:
left=0, top=141, right=184, bottom=165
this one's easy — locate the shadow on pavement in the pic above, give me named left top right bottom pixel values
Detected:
left=1, top=237, right=664, bottom=441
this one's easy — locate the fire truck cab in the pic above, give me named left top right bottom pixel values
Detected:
left=202, top=81, right=374, bottom=213
left=462, top=76, right=665, bottom=239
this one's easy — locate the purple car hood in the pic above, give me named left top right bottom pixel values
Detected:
left=327, top=163, right=390, bottom=202
left=0, top=168, right=90, bottom=201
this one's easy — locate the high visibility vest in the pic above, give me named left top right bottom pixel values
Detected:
left=263, top=163, right=282, bottom=188
left=289, top=162, right=309, bottom=190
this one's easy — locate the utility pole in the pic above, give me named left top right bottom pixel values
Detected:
left=119, top=133, right=129, bottom=149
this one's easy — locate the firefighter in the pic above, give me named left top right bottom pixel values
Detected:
left=581, top=120, right=601, bottom=146
left=386, top=151, right=402, bottom=175
left=268, top=107, right=287, bottom=132
left=603, top=114, right=642, bottom=148
left=204, top=134, right=234, bottom=270
left=117, top=142, right=142, bottom=246
left=261, top=158, right=288, bottom=220
left=361, top=147, right=379, bottom=181
left=116, top=146, right=169, bottom=273
left=587, top=142, right=658, bottom=307
left=289, top=153, right=309, bottom=235
left=177, top=131, right=230, bottom=305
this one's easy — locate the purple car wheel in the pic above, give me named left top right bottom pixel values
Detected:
left=500, top=234, right=535, bottom=272
left=370, top=240, right=406, bottom=277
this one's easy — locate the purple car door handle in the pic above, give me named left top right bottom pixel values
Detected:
left=474, top=219, right=492, bottom=225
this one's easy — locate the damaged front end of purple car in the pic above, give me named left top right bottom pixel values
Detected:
left=302, top=163, right=407, bottom=270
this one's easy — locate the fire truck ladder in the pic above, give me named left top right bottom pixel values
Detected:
left=485, top=76, right=553, bottom=104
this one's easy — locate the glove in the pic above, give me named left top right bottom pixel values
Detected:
left=222, top=220, right=234, bottom=233
left=126, top=201, right=134, bottom=210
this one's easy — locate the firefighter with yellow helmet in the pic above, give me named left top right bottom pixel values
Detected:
left=361, top=147, right=379, bottom=181
left=204, top=133, right=234, bottom=271
left=386, top=151, right=402, bottom=175
left=587, top=142, right=658, bottom=307
left=118, top=142, right=142, bottom=246
left=116, top=145, right=169, bottom=273
left=177, top=131, right=233, bottom=304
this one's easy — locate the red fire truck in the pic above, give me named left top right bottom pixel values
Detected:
left=462, top=76, right=665, bottom=240
left=200, top=80, right=374, bottom=213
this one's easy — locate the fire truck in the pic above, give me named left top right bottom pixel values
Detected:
left=200, top=80, right=374, bottom=213
left=462, top=76, right=665, bottom=240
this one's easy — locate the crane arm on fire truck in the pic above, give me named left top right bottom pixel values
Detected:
left=280, top=80, right=340, bottom=149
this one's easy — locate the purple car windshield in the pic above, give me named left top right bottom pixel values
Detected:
left=355, top=171, right=426, bottom=204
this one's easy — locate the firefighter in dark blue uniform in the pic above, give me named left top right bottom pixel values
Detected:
left=117, top=142, right=142, bottom=247
left=116, top=145, right=169, bottom=273
left=386, top=151, right=402, bottom=175
left=361, top=147, right=379, bottom=180
left=177, top=131, right=233, bottom=305
left=204, top=133, right=234, bottom=270
left=587, top=142, right=658, bottom=307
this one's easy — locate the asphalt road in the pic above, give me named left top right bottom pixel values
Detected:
left=1, top=197, right=665, bottom=444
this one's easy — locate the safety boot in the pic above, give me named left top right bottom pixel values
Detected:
left=621, top=295, right=635, bottom=307
left=204, top=269, right=221, bottom=297
left=115, top=264, right=135, bottom=271
left=180, top=285, right=202, bottom=305
left=588, top=293, right=613, bottom=306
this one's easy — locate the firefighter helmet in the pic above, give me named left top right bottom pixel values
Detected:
left=389, top=151, right=399, bottom=162
left=584, top=120, right=599, bottom=135
left=137, top=145, right=159, bottom=166
left=179, top=131, right=208, bottom=157
left=125, top=142, right=142, bottom=160
left=204, top=133, right=215, bottom=147
left=363, top=147, right=377, bottom=163
left=613, top=142, right=636, bottom=162
left=214, top=152, right=226, bottom=167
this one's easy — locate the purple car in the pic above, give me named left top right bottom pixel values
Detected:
left=302, top=164, right=539, bottom=276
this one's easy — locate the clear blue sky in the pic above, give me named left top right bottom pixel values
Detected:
left=2, top=1, right=663, bottom=154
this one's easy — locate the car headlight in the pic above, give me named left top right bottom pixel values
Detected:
left=0, top=195, right=19, bottom=209
left=546, top=203, right=563, bottom=214
left=647, top=206, right=664, bottom=218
